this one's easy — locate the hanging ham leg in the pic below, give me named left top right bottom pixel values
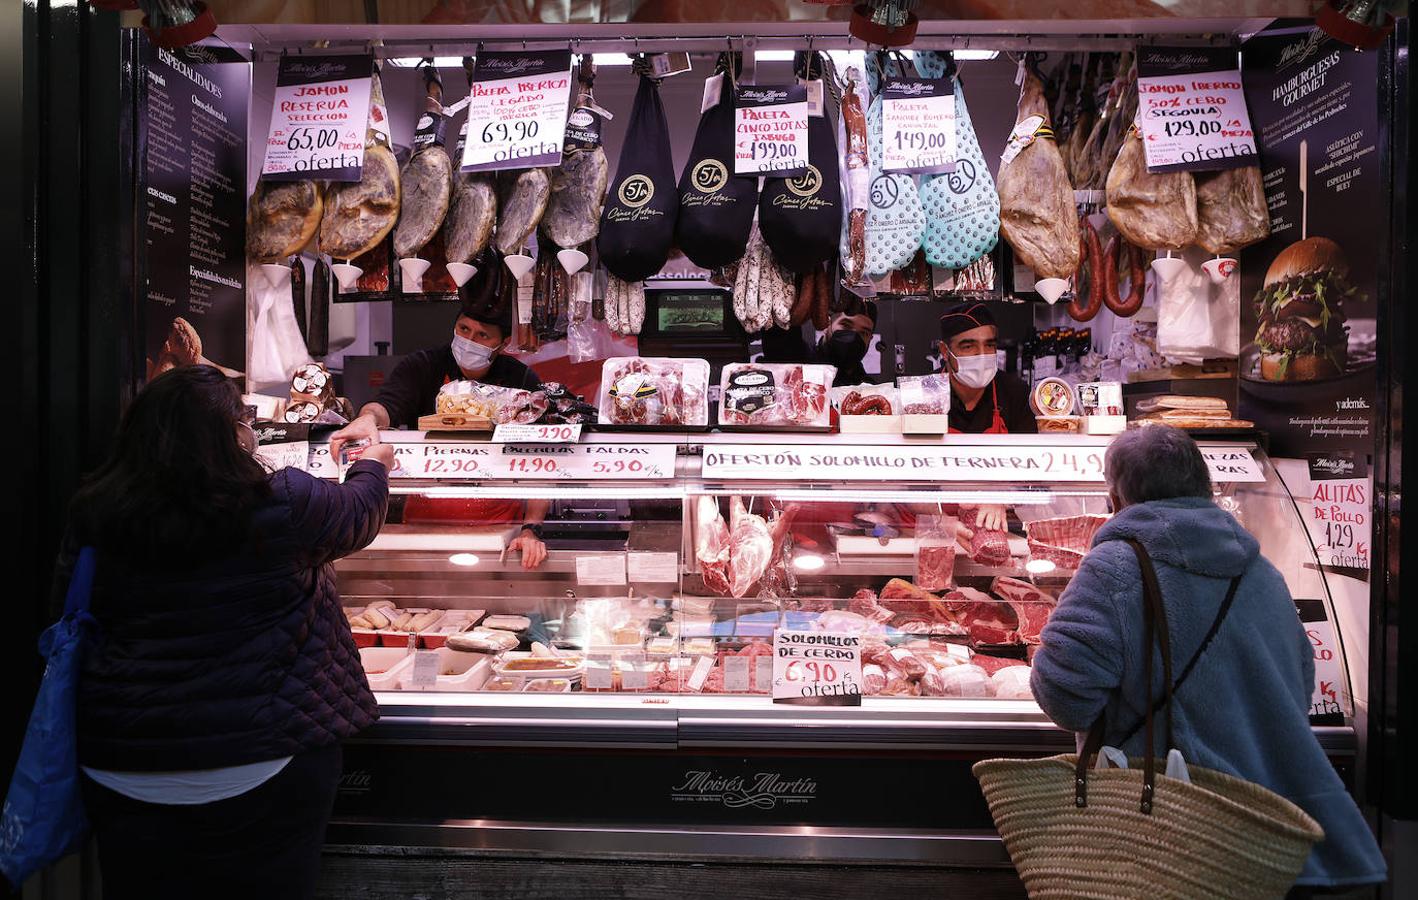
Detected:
left=1105, top=130, right=1198, bottom=251
left=727, top=496, right=773, bottom=599
left=1194, top=165, right=1270, bottom=255
left=696, top=495, right=732, bottom=597
left=998, top=66, right=1080, bottom=280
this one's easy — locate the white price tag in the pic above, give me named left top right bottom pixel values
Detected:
left=686, top=655, right=715, bottom=693
left=734, top=85, right=809, bottom=176
left=771, top=630, right=863, bottom=706
left=1136, top=46, right=1257, bottom=172
left=701, top=72, right=725, bottom=114
left=408, top=649, right=440, bottom=689
left=723, top=656, right=751, bottom=693
left=1305, top=453, right=1371, bottom=573
left=492, top=423, right=583, bottom=444
left=462, top=50, right=573, bottom=173
left=254, top=439, right=310, bottom=472
left=755, top=656, right=774, bottom=693
left=621, top=653, right=648, bottom=691
left=627, top=552, right=680, bottom=584
left=586, top=654, right=613, bottom=690
left=261, top=55, right=373, bottom=182
left=576, top=554, right=628, bottom=586
left=883, top=77, right=957, bottom=174
left=388, top=442, right=677, bottom=481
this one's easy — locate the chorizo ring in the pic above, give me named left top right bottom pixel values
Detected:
left=1068, top=218, right=1104, bottom=323
left=1104, top=240, right=1147, bottom=317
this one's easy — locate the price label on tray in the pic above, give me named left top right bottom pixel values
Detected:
left=771, top=630, right=863, bottom=706
left=408, top=649, right=440, bottom=689
left=307, top=441, right=678, bottom=481
left=261, top=54, right=373, bottom=182
left=734, top=85, right=809, bottom=176
left=492, top=423, right=583, bottom=444
left=461, top=50, right=573, bottom=173
left=1136, top=46, right=1257, bottom=173
left=883, top=77, right=957, bottom=174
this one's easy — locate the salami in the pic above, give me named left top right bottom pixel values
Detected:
left=837, top=67, right=870, bottom=286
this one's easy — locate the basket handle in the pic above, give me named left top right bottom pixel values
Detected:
left=1072, top=539, right=1177, bottom=814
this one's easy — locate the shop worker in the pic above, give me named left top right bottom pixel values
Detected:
left=939, top=301, right=1037, bottom=436
left=760, top=300, right=879, bottom=387
left=330, top=290, right=549, bottom=569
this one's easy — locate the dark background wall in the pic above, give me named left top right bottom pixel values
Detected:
left=7, top=0, right=129, bottom=894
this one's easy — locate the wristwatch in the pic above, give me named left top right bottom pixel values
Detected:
left=520, top=523, right=545, bottom=540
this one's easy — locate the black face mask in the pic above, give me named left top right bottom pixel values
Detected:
left=825, top=329, right=868, bottom=367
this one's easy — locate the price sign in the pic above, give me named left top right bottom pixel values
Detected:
left=883, top=77, right=957, bottom=175
left=462, top=50, right=573, bottom=173
left=261, top=54, right=372, bottom=182
left=1136, top=46, right=1257, bottom=173
left=1305, top=452, right=1371, bottom=576
left=408, top=649, right=440, bottom=689
left=771, top=630, right=862, bottom=706
left=493, top=423, right=582, bottom=444
left=734, top=85, right=809, bottom=176
left=253, top=423, right=312, bottom=472
left=1305, top=619, right=1347, bottom=720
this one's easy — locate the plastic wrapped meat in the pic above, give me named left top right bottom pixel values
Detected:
left=435, top=380, right=548, bottom=424
left=597, top=357, right=709, bottom=426
left=939, top=664, right=992, bottom=697
left=718, top=363, right=834, bottom=428
left=696, top=496, right=732, bottom=597
left=972, top=654, right=1029, bottom=677
left=961, top=507, right=1012, bottom=567
left=991, top=576, right=1057, bottom=645
left=727, top=496, right=773, bottom=599
left=943, top=587, right=1020, bottom=646
left=847, top=589, right=897, bottom=625
left=863, top=663, right=888, bottom=695
left=991, top=665, right=1034, bottom=700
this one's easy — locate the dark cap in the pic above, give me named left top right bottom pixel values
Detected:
left=939, top=301, right=996, bottom=342
left=456, top=252, right=512, bottom=335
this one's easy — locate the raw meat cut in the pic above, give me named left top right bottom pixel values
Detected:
left=1105, top=131, right=1198, bottom=251
left=961, top=507, right=1012, bottom=567
left=991, top=666, right=1034, bottom=699
left=991, top=576, right=1057, bottom=645
left=1027, top=540, right=1086, bottom=571
left=997, top=64, right=1080, bottom=280
left=495, top=169, right=551, bottom=256
left=1194, top=165, right=1270, bottom=256
left=971, top=654, right=1028, bottom=676
left=393, top=65, right=453, bottom=259
left=727, top=496, right=773, bottom=599
left=1025, top=515, right=1109, bottom=552
left=847, top=589, right=896, bottom=625
left=321, top=71, right=400, bottom=261
left=696, top=495, right=731, bottom=597
left=247, top=180, right=322, bottom=263
left=944, top=586, right=1020, bottom=645
left=916, top=545, right=956, bottom=592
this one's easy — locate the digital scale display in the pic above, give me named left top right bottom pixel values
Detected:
left=655, top=293, right=727, bottom=333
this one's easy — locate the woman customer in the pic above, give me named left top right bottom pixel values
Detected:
left=53, top=365, right=391, bottom=900
left=1030, top=426, right=1386, bottom=892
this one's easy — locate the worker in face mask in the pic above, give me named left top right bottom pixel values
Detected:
left=759, top=301, right=879, bottom=388
left=938, top=301, right=1037, bottom=436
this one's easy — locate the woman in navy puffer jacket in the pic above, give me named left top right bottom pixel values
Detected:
left=51, top=365, right=391, bottom=900
left=1031, top=426, right=1385, bottom=893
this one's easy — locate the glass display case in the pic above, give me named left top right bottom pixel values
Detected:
left=324, top=432, right=1356, bottom=863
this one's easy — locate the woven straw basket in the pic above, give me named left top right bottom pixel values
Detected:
left=973, top=753, right=1324, bottom=899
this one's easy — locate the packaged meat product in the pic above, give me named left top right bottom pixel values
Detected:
left=676, top=62, right=757, bottom=269
left=914, top=515, right=957, bottom=592
left=598, top=74, right=679, bottom=282
left=899, top=374, right=950, bottom=414
left=1036, top=416, right=1083, bottom=433
left=483, top=615, right=531, bottom=633
left=939, top=664, right=992, bottom=697
left=446, top=629, right=519, bottom=653
left=597, top=357, right=710, bottom=426
left=991, top=665, right=1034, bottom=700
left=759, top=54, right=843, bottom=274
left=915, top=64, right=1000, bottom=271
left=645, top=637, right=678, bottom=657
left=863, top=663, right=888, bottom=695
left=435, top=380, right=548, bottom=424
left=523, top=678, right=572, bottom=693
left=483, top=676, right=522, bottom=692
left=1030, top=377, right=1076, bottom=417
left=719, top=363, right=834, bottom=428
left=863, top=53, right=926, bottom=277
left=919, top=664, right=946, bottom=697
left=1076, top=382, right=1123, bottom=416
left=887, top=647, right=928, bottom=679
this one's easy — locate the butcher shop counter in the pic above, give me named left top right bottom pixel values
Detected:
left=314, top=430, right=1360, bottom=864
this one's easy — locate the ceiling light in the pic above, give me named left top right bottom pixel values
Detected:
left=793, top=553, right=826, bottom=572
left=388, top=56, right=465, bottom=68
left=953, top=49, right=999, bottom=61
left=754, top=50, right=797, bottom=62
left=448, top=553, right=481, bottom=567
left=592, top=53, right=633, bottom=66
left=1024, top=559, right=1057, bottom=575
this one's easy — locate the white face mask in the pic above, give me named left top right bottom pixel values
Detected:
left=950, top=350, right=998, bottom=390
left=452, top=334, right=498, bottom=372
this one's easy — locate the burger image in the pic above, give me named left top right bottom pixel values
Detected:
left=1253, top=236, right=1355, bottom=381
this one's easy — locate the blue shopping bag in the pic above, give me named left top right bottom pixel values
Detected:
left=0, top=547, right=97, bottom=887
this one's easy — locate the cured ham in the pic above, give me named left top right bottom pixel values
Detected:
left=696, top=496, right=731, bottom=597
left=997, top=63, right=1079, bottom=280
left=727, top=496, right=773, bottom=599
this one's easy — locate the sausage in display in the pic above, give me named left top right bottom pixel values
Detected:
left=1067, top=218, right=1103, bottom=323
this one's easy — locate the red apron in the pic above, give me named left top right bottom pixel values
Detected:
left=948, top=383, right=1010, bottom=435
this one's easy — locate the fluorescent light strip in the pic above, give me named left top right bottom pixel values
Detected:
left=753, top=489, right=1101, bottom=506
left=387, top=56, right=465, bottom=67
left=395, top=485, right=683, bottom=500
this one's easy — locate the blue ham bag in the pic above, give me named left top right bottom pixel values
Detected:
left=0, top=547, right=97, bottom=887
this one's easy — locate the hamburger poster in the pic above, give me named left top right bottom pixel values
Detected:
left=1238, top=26, right=1379, bottom=454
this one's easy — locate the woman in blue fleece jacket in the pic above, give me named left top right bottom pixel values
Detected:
left=1030, top=426, right=1386, bottom=891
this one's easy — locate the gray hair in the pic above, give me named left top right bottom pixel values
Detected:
left=1104, top=426, right=1213, bottom=507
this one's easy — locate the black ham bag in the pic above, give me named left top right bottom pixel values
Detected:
left=675, top=59, right=757, bottom=269
left=758, top=53, right=843, bottom=274
left=597, top=73, right=679, bottom=282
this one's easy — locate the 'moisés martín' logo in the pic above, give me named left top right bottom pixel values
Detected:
left=787, top=164, right=823, bottom=198
left=618, top=174, right=655, bottom=208
left=691, top=159, right=728, bottom=194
